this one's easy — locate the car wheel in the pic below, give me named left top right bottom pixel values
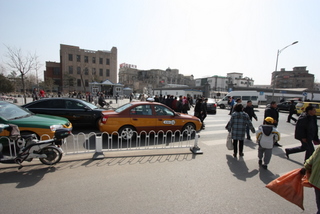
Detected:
left=182, top=123, right=196, bottom=134
left=220, top=104, right=225, bottom=109
left=118, top=126, right=136, bottom=140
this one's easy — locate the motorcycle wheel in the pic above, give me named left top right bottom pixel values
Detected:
left=39, top=147, right=62, bottom=165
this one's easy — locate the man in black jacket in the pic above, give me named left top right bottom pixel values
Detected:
left=287, top=100, right=297, bottom=123
left=264, top=101, right=281, bottom=146
left=285, top=105, right=319, bottom=162
left=244, top=100, right=258, bottom=140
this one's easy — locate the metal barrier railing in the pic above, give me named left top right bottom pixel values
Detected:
left=62, top=130, right=203, bottom=159
left=0, top=130, right=203, bottom=160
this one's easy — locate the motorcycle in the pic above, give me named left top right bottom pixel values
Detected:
left=0, top=124, right=71, bottom=169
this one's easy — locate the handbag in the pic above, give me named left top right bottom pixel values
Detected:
left=226, top=132, right=233, bottom=150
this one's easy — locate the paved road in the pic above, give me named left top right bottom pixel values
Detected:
left=0, top=105, right=318, bottom=213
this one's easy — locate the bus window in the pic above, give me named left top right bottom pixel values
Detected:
left=242, top=96, right=250, bottom=100
left=251, top=96, right=258, bottom=101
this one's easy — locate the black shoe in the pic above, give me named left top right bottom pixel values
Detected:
left=262, top=165, right=268, bottom=169
left=274, top=142, right=282, bottom=147
left=258, top=160, right=262, bottom=165
left=233, top=154, right=237, bottom=158
left=285, top=149, right=289, bottom=159
left=240, top=153, right=244, bottom=157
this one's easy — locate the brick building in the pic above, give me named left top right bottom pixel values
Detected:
left=45, top=44, right=117, bottom=93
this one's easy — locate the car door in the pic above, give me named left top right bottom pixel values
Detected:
left=26, top=99, right=66, bottom=117
left=65, top=100, right=94, bottom=125
left=154, top=104, right=180, bottom=132
left=129, top=104, right=156, bottom=132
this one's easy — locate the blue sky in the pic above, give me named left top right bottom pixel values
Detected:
left=0, top=0, right=319, bottom=85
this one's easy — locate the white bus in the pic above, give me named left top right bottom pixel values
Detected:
left=217, top=91, right=259, bottom=109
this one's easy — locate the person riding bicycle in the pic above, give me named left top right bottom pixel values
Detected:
left=98, top=93, right=107, bottom=108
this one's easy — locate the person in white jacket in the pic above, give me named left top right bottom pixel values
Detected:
left=256, top=117, right=280, bottom=169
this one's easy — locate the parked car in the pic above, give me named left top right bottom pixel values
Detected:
left=277, top=100, right=299, bottom=112
left=98, top=101, right=202, bottom=139
left=22, top=98, right=107, bottom=128
left=0, top=101, right=72, bottom=140
left=206, top=98, right=217, bottom=114
left=295, top=102, right=320, bottom=116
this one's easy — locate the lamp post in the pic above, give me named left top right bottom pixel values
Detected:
left=271, top=41, right=298, bottom=100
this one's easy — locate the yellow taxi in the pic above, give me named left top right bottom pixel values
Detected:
left=98, top=101, right=202, bottom=139
left=295, top=102, right=320, bottom=116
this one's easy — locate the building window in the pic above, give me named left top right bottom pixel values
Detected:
left=84, top=56, right=88, bottom=63
left=77, top=67, right=81, bottom=74
left=84, top=68, right=89, bottom=75
left=99, top=69, right=103, bottom=76
left=68, top=54, right=73, bottom=61
left=76, top=55, right=81, bottom=62
left=92, top=57, right=96, bottom=64
left=92, top=68, right=96, bottom=75
left=69, top=79, right=74, bottom=87
left=85, top=79, right=89, bottom=87
left=68, top=66, right=73, bottom=74
left=77, top=79, right=81, bottom=87
left=106, top=58, right=110, bottom=65
left=106, top=69, right=110, bottom=77
left=99, top=58, right=103, bottom=64
left=53, top=67, right=60, bottom=76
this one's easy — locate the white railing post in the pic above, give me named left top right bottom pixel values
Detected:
left=190, top=133, right=203, bottom=154
left=92, top=135, right=105, bottom=160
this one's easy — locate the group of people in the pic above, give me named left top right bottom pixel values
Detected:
left=153, top=94, right=193, bottom=114
left=226, top=98, right=319, bottom=168
left=32, top=88, right=46, bottom=101
left=226, top=98, right=320, bottom=212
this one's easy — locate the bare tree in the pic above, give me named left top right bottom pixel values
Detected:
left=4, top=45, right=37, bottom=104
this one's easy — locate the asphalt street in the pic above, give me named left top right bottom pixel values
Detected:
left=0, top=103, right=319, bottom=214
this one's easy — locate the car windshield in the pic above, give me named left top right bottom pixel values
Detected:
left=115, top=103, right=133, bottom=113
left=0, top=102, right=31, bottom=120
left=82, top=100, right=98, bottom=109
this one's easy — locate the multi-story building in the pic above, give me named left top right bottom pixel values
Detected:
left=118, top=63, right=195, bottom=94
left=271, top=66, right=314, bottom=90
left=45, top=44, right=117, bottom=93
left=195, top=72, right=254, bottom=91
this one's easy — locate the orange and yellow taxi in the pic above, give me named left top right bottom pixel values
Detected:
left=99, top=101, right=202, bottom=139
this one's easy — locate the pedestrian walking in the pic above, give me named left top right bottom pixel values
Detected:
left=243, top=100, right=258, bottom=140
left=228, top=96, right=235, bottom=115
left=201, top=98, right=208, bottom=129
left=227, top=103, right=255, bottom=158
left=285, top=105, right=319, bottom=162
left=32, top=88, right=38, bottom=101
left=256, top=117, right=280, bottom=169
left=301, top=146, right=320, bottom=214
left=264, top=101, right=281, bottom=147
left=194, top=98, right=203, bottom=120
left=287, top=100, right=297, bottom=123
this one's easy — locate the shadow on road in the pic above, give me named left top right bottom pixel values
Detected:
left=57, top=152, right=195, bottom=170
left=226, top=154, right=259, bottom=181
left=0, top=166, right=56, bottom=188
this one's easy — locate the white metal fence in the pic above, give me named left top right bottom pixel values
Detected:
left=0, top=130, right=202, bottom=160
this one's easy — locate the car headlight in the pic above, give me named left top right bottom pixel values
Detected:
left=50, top=125, right=63, bottom=132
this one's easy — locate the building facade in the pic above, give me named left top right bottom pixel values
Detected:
left=195, top=73, right=254, bottom=92
left=118, top=64, right=195, bottom=94
left=45, top=44, right=117, bottom=93
left=271, top=66, right=314, bottom=90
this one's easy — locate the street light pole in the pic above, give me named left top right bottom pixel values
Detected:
left=271, top=41, right=298, bottom=100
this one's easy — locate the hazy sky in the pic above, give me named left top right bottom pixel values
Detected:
left=1, top=0, right=319, bottom=85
